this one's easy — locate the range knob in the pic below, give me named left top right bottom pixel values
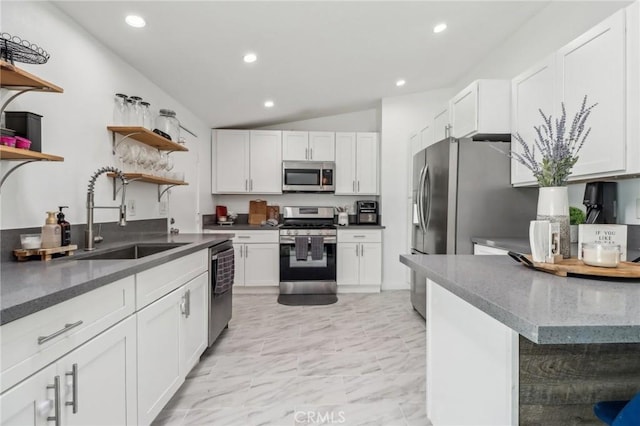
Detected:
left=287, top=230, right=293, bottom=235
left=306, top=230, right=311, bottom=235
left=293, top=230, right=299, bottom=235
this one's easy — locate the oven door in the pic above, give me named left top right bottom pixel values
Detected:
left=279, top=235, right=337, bottom=293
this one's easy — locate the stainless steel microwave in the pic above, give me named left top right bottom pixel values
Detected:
left=282, top=161, right=335, bottom=193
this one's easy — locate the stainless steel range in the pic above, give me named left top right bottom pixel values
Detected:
left=279, top=206, right=337, bottom=295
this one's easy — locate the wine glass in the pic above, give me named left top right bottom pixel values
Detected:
left=123, top=141, right=140, bottom=173
left=164, top=155, right=175, bottom=179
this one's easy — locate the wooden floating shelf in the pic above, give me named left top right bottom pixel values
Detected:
left=0, top=60, right=63, bottom=92
left=107, top=126, right=188, bottom=152
left=108, top=172, right=188, bottom=186
left=0, top=145, right=63, bottom=161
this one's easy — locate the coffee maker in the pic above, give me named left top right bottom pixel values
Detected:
left=583, top=182, right=617, bottom=224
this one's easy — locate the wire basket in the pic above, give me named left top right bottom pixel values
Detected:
left=0, top=33, right=50, bottom=65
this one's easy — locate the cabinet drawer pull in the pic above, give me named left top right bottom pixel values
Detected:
left=65, top=363, right=78, bottom=413
left=38, top=321, right=84, bottom=345
left=237, top=235, right=250, bottom=239
left=353, top=235, right=366, bottom=238
left=47, top=375, right=61, bottom=426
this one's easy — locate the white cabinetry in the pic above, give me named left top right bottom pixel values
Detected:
left=337, top=230, right=382, bottom=290
left=137, top=271, right=208, bottom=426
left=556, top=9, right=626, bottom=179
left=213, top=129, right=282, bottom=194
left=450, top=79, right=511, bottom=139
left=335, top=132, right=379, bottom=195
left=433, top=107, right=450, bottom=143
left=204, top=230, right=279, bottom=287
left=282, top=131, right=335, bottom=161
left=1, top=316, right=137, bottom=426
left=473, top=244, right=509, bottom=255
left=511, top=56, right=556, bottom=186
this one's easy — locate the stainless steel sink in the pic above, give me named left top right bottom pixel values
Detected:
left=78, top=243, right=188, bottom=260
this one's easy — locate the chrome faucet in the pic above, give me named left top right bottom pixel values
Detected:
left=85, top=167, right=128, bottom=251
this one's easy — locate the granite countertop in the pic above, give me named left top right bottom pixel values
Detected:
left=203, top=224, right=386, bottom=231
left=0, top=233, right=233, bottom=326
left=400, top=254, right=640, bottom=344
left=472, top=236, right=640, bottom=262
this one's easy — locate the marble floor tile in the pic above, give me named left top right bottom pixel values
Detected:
left=156, top=290, right=427, bottom=425
left=298, top=353, right=382, bottom=376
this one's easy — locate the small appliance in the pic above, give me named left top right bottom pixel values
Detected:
left=282, top=161, right=335, bottom=193
left=583, top=181, right=617, bottom=224
left=356, top=200, right=378, bottom=224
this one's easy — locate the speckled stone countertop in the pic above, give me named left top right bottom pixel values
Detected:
left=472, top=236, right=640, bottom=261
left=400, top=254, right=640, bottom=344
left=0, top=233, right=233, bottom=326
left=202, top=224, right=385, bottom=231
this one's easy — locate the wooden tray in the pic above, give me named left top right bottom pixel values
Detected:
left=14, top=245, right=78, bottom=261
left=508, top=252, right=640, bottom=278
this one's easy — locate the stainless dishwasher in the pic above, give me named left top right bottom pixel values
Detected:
left=208, top=240, right=235, bottom=346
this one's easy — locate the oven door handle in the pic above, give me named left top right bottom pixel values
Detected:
left=279, top=236, right=337, bottom=244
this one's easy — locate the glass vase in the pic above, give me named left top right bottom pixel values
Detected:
left=537, top=186, right=570, bottom=258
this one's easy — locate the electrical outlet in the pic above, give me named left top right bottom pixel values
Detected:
left=127, top=199, right=136, bottom=217
left=159, top=200, right=167, bottom=216
left=636, top=198, right=640, bottom=219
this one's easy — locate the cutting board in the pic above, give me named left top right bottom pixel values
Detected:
left=511, top=253, right=640, bottom=278
left=249, top=199, right=267, bottom=225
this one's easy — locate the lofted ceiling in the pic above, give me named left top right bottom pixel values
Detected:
left=51, top=1, right=618, bottom=128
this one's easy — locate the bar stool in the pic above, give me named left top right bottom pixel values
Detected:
left=593, top=392, right=640, bottom=425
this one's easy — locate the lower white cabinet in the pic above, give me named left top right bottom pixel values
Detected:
left=1, top=315, right=137, bottom=426
left=337, top=230, right=382, bottom=288
left=473, top=244, right=509, bottom=255
left=137, top=272, right=208, bottom=426
left=204, top=230, right=280, bottom=287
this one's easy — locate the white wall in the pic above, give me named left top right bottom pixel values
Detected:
left=380, top=89, right=454, bottom=290
left=0, top=1, right=213, bottom=233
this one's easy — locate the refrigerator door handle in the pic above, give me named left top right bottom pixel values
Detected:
left=424, top=163, right=432, bottom=230
left=417, top=163, right=428, bottom=234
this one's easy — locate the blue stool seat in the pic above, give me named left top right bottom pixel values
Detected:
left=594, top=392, right=640, bottom=426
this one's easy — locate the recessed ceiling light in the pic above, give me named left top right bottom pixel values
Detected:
left=264, top=100, right=274, bottom=108
left=433, top=23, right=447, bottom=34
left=244, top=53, right=257, bottom=63
left=396, top=79, right=406, bottom=87
left=125, top=15, right=146, bottom=28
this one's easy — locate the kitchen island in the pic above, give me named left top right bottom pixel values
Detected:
left=400, top=254, right=640, bottom=425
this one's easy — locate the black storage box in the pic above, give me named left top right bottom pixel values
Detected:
left=5, top=111, right=42, bottom=152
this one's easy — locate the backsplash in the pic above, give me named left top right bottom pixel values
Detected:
left=0, top=218, right=167, bottom=262
left=212, top=194, right=378, bottom=216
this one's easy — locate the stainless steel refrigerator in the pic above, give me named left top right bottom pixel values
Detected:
left=410, top=138, right=538, bottom=318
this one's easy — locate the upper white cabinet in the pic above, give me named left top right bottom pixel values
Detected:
left=213, top=129, right=282, bottom=194
left=283, top=131, right=335, bottom=161
left=556, top=9, right=626, bottom=179
left=432, top=106, right=450, bottom=143
left=450, top=79, right=511, bottom=139
left=628, top=1, right=640, bottom=173
left=335, top=132, right=379, bottom=195
left=511, top=55, right=556, bottom=186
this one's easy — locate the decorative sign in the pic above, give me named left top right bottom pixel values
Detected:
left=578, top=224, right=627, bottom=261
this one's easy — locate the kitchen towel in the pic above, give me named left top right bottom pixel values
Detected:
left=295, top=236, right=308, bottom=261
left=310, top=236, right=324, bottom=260
left=214, top=248, right=235, bottom=295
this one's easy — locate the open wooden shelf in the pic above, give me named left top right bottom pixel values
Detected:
left=107, top=172, right=188, bottom=186
left=107, top=126, right=188, bottom=152
left=0, top=145, right=63, bottom=161
left=0, top=60, right=63, bottom=92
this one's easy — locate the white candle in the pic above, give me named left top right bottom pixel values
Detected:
left=581, top=243, right=620, bottom=268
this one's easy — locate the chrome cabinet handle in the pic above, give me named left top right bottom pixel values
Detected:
left=245, top=180, right=248, bottom=191
left=185, top=289, right=191, bottom=318
left=352, top=181, right=355, bottom=192
left=305, top=148, right=308, bottom=160
left=353, top=235, right=366, bottom=238
left=355, top=245, right=359, bottom=257
left=245, top=245, right=249, bottom=257
left=180, top=294, right=187, bottom=316
left=360, top=244, right=364, bottom=256
left=309, top=148, right=313, bottom=159
left=65, top=364, right=78, bottom=414
left=357, top=181, right=360, bottom=192
left=239, top=245, right=243, bottom=258
left=250, top=179, right=253, bottom=191
left=47, top=376, right=61, bottom=426
left=38, top=321, right=84, bottom=345
left=237, top=235, right=250, bottom=239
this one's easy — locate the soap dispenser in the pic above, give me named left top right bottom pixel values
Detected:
left=41, top=211, right=61, bottom=249
left=57, top=206, right=71, bottom=246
